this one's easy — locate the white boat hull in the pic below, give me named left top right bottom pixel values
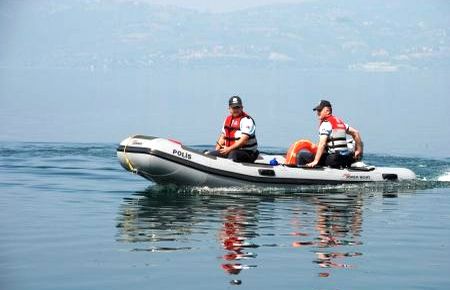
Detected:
left=116, top=135, right=416, bottom=187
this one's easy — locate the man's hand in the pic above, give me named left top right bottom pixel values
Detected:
left=306, top=160, right=319, bottom=168
left=216, top=134, right=225, bottom=150
left=219, top=146, right=232, bottom=156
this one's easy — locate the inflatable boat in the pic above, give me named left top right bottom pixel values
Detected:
left=116, top=135, right=416, bottom=187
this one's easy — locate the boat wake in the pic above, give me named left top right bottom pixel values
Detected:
left=438, top=171, right=450, bottom=182
left=141, top=179, right=449, bottom=196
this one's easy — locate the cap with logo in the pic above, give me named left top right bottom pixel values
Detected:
left=229, top=96, right=243, bottom=108
left=313, top=100, right=332, bottom=111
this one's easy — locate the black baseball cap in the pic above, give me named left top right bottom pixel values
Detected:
left=313, top=100, right=332, bottom=111
left=229, top=96, right=243, bottom=107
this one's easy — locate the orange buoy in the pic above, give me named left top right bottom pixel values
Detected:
left=285, top=139, right=317, bottom=165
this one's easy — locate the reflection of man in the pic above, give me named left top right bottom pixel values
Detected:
left=291, top=193, right=363, bottom=276
left=304, top=100, right=363, bottom=168
left=209, top=96, right=259, bottom=163
left=219, top=207, right=258, bottom=279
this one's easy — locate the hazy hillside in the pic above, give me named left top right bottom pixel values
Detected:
left=1, top=0, right=449, bottom=71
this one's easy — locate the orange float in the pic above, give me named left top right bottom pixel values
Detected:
left=285, top=139, right=318, bottom=165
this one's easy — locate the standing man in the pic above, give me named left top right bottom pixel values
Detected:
left=305, top=100, right=363, bottom=168
left=209, top=96, right=259, bottom=163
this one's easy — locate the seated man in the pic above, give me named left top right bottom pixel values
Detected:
left=209, top=96, right=259, bottom=163
left=301, top=100, right=363, bottom=168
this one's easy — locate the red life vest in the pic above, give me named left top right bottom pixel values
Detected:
left=223, top=112, right=257, bottom=151
left=321, top=115, right=349, bottom=153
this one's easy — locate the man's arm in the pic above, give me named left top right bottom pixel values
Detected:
left=219, top=134, right=249, bottom=155
left=347, top=127, right=363, bottom=160
left=306, top=135, right=328, bottom=167
left=216, top=133, right=226, bottom=150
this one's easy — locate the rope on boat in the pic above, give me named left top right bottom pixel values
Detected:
left=123, top=135, right=138, bottom=174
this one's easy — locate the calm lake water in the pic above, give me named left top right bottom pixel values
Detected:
left=1, top=142, right=449, bottom=290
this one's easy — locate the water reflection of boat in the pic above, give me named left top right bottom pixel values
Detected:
left=116, top=188, right=371, bottom=284
left=116, top=193, right=201, bottom=249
